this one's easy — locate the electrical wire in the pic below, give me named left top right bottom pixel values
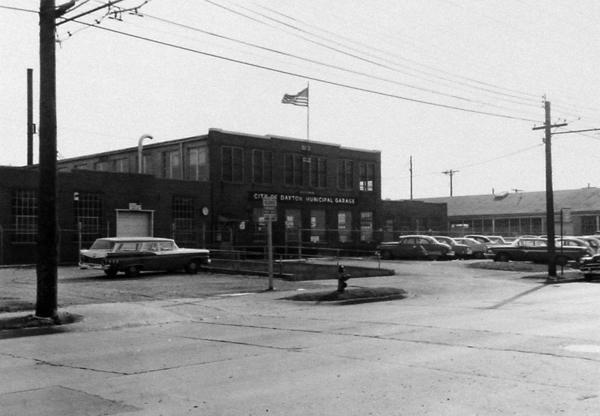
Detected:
left=77, top=21, right=538, bottom=122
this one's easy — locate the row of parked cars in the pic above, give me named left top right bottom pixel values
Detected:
left=376, top=234, right=600, bottom=264
left=376, top=234, right=493, bottom=261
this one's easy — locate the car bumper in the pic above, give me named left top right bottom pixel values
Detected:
left=79, top=262, right=109, bottom=271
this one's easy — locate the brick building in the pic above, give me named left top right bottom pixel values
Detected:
left=0, top=166, right=211, bottom=265
left=44, top=129, right=381, bottom=257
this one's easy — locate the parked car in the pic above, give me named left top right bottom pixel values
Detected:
left=579, top=253, right=600, bottom=280
left=454, top=237, right=487, bottom=259
left=486, top=236, right=508, bottom=244
left=464, top=235, right=496, bottom=245
left=377, top=235, right=454, bottom=261
left=576, top=236, right=600, bottom=254
left=433, top=236, right=472, bottom=259
left=556, top=237, right=592, bottom=250
left=80, top=237, right=211, bottom=277
left=484, top=237, right=593, bottom=266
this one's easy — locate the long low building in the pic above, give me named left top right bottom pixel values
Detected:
left=418, top=187, right=600, bottom=237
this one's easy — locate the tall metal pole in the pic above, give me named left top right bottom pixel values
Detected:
left=37, top=0, right=58, bottom=319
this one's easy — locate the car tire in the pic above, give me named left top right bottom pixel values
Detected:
left=381, top=250, right=394, bottom=260
left=584, top=274, right=594, bottom=281
left=104, top=269, right=118, bottom=277
left=495, top=253, right=511, bottom=262
left=474, top=252, right=485, bottom=259
left=125, top=265, right=140, bottom=278
left=185, top=259, right=201, bottom=274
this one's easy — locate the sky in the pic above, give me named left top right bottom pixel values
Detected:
left=2, top=0, right=600, bottom=200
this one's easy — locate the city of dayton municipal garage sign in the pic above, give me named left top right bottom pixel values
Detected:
left=250, top=192, right=357, bottom=205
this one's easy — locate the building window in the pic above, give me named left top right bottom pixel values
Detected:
left=173, top=196, right=195, bottom=245
left=143, top=154, right=153, bottom=174
left=188, top=147, right=208, bottom=181
left=581, top=216, right=598, bottom=235
left=338, top=160, right=353, bottom=190
left=360, top=211, right=373, bottom=241
left=222, top=146, right=243, bottom=182
left=359, top=162, right=374, bottom=191
left=310, top=209, right=326, bottom=242
left=95, top=161, right=109, bottom=171
left=338, top=210, right=352, bottom=242
left=253, top=150, right=272, bottom=184
left=74, top=163, right=88, bottom=170
left=11, top=189, right=38, bottom=243
left=74, top=192, right=103, bottom=246
left=284, top=153, right=303, bottom=186
left=114, top=157, right=130, bottom=173
left=310, top=156, right=327, bottom=188
left=162, top=150, right=181, bottom=179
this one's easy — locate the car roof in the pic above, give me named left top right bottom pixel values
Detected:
left=94, top=237, right=174, bottom=243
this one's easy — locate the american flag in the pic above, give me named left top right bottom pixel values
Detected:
left=282, top=87, right=308, bottom=107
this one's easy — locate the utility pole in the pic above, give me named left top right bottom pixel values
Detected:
left=409, top=156, right=413, bottom=199
left=36, top=0, right=146, bottom=319
left=27, top=68, right=35, bottom=166
left=37, top=0, right=59, bottom=319
left=442, top=169, right=458, bottom=197
left=532, top=100, right=567, bottom=279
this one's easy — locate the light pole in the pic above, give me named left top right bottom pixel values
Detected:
left=138, top=134, right=153, bottom=173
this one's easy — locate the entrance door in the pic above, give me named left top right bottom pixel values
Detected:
left=116, top=210, right=154, bottom=237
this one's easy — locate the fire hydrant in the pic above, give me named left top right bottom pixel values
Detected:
left=337, top=265, right=351, bottom=293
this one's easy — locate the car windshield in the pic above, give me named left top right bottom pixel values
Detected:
left=89, top=240, right=116, bottom=250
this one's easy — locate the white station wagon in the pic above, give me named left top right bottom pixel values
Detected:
left=79, top=237, right=211, bottom=277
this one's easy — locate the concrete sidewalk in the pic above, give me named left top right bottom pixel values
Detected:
left=2, top=274, right=600, bottom=415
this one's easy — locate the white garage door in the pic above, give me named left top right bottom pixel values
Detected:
left=116, top=210, right=154, bottom=237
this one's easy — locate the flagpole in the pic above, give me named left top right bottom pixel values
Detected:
left=306, top=83, right=310, bottom=142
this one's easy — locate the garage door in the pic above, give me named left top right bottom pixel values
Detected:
left=116, top=210, right=154, bottom=237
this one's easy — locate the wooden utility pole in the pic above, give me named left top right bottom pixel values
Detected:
left=27, top=68, right=34, bottom=166
left=37, top=0, right=58, bottom=318
left=442, top=169, right=458, bottom=197
left=36, top=0, right=136, bottom=318
left=532, top=100, right=567, bottom=279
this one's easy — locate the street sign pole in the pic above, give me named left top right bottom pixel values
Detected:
left=267, top=219, right=273, bottom=290
left=262, top=196, right=277, bottom=291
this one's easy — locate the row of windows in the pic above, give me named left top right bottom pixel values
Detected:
left=73, top=146, right=375, bottom=191
left=10, top=191, right=198, bottom=244
left=252, top=208, right=374, bottom=243
left=80, top=147, right=209, bottom=182
left=222, top=146, right=375, bottom=191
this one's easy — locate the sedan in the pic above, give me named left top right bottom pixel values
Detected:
left=433, top=236, right=472, bottom=259
left=454, top=237, right=487, bottom=259
left=377, top=235, right=454, bottom=261
left=484, top=237, right=593, bottom=266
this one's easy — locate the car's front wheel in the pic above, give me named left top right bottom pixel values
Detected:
left=185, top=259, right=201, bottom=274
left=125, top=265, right=140, bottom=278
left=380, top=250, right=394, bottom=260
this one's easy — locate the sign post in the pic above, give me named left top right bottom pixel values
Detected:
left=263, top=196, right=277, bottom=290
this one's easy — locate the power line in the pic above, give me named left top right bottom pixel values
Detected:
left=79, top=21, right=537, bottom=122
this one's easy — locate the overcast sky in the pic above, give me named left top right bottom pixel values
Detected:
left=2, top=0, right=600, bottom=200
